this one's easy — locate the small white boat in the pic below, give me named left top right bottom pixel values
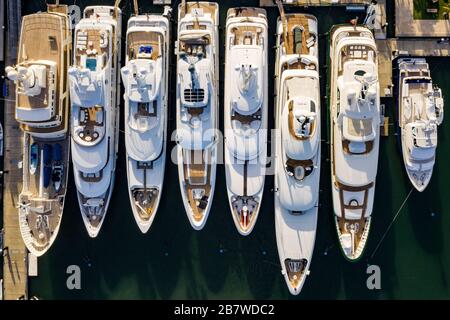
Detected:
left=5, top=4, right=71, bottom=256
left=274, top=13, right=320, bottom=294
left=69, top=6, right=122, bottom=237
left=29, top=143, right=39, bottom=175
left=121, top=10, right=171, bottom=233
left=329, top=25, right=381, bottom=261
left=224, top=7, right=268, bottom=236
left=51, top=143, right=64, bottom=193
left=398, top=58, right=444, bottom=192
left=175, top=2, right=219, bottom=230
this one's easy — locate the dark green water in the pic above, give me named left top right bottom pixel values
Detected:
left=15, top=0, right=450, bottom=299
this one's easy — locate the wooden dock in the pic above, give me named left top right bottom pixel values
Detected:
left=372, top=0, right=386, bottom=40
left=0, top=0, right=4, bottom=61
left=377, top=39, right=450, bottom=97
left=2, top=0, right=27, bottom=300
left=260, top=0, right=371, bottom=6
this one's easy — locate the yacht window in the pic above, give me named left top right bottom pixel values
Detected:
left=310, top=100, right=316, bottom=112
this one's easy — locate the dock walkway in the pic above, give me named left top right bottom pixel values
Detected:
left=260, top=0, right=370, bottom=6
left=2, top=0, right=27, bottom=301
left=396, top=0, right=450, bottom=37
left=377, top=39, right=450, bottom=97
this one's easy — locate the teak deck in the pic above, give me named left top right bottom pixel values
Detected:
left=17, top=14, right=62, bottom=111
left=284, top=14, right=312, bottom=56
left=183, top=149, right=212, bottom=222
left=128, top=31, right=161, bottom=60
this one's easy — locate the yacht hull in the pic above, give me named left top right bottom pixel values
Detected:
left=7, top=5, right=72, bottom=256
left=275, top=196, right=317, bottom=295
left=122, top=14, right=170, bottom=233
left=127, top=152, right=166, bottom=233
left=77, top=179, right=114, bottom=238
left=175, top=2, right=219, bottom=230
left=274, top=13, right=321, bottom=293
left=225, top=150, right=266, bottom=236
left=19, top=136, right=70, bottom=256
left=224, top=7, right=268, bottom=236
left=397, top=58, right=442, bottom=193
left=329, top=25, right=380, bottom=261
left=69, top=6, right=122, bottom=237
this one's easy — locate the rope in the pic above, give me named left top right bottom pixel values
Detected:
left=368, top=187, right=414, bottom=261
left=133, top=0, right=139, bottom=16
left=275, top=0, right=287, bottom=46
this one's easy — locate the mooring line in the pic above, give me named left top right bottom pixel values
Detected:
left=368, top=187, right=414, bottom=262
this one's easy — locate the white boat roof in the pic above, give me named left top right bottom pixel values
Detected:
left=13, top=61, right=58, bottom=123
left=69, top=20, right=113, bottom=107
left=72, top=138, right=108, bottom=173
left=122, top=23, right=167, bottom=162
left=278, top=168, right=319, bottom=212
left=126, top=107, right=164, bottom=161
left=179, top=59, right=210, bottom=108
left=281, top=75, right=320, bottom=160
left=73, top=160, right=113, bottom=198
left=405, top=122, right=437, bottom=158
left=177, top=58, right=215, bottom=150
left=229, top=47, right=263, bottom=115
left=226, top=128, right=266, bottom=161
left=334, top=33, right=380, bottom=186
left=70, top=7, right=116, bottom=174
left=122, top=58, right=161, bottom=103
left=399, top=58, right=444, bottom=168
left=338, top=60, right=378, bottom=119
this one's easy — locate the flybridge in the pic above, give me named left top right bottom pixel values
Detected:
left=121, top=59, right=160, bottom=102
left=7, top=62, right=58, bottom=124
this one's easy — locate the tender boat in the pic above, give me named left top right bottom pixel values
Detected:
left=29, top=143, right=39, bottom=175
left=5, top=4, right=71, bottom=256
left=68, top=6, right=122, bottom=237
left=274, top=13, right=320, bottom=294
left=397, top=58, right=444, bottom=192
left=121, top=9, right=171, bottom=233
left=175, top=2, right=219, bottom=230
left=52, top=143, right=63, bottom=192
left=329, top=25, right=381, bottom=261
left=224, top=7, right=268, bottom=236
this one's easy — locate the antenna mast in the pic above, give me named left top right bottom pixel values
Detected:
left=133, top=0, right=139, bottom=16
left=275, top=0, right=287, bottom=46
